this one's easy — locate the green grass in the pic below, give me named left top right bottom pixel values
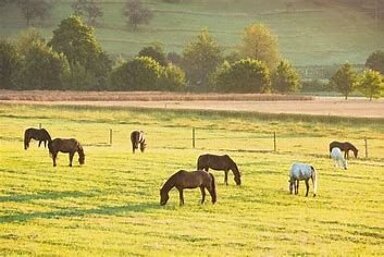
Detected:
left=0, top=0, right=383, bottom=66
left=0, top=103, right=383, bottom=256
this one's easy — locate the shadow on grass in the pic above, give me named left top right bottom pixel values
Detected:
left=0, top=190, right=98, bottom=203
left=0, top=202, right=159, bottom=224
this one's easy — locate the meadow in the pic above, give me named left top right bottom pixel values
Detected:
left=0, top=0, right=383, bottom=66
left=0, top=103, right=383, bottom=256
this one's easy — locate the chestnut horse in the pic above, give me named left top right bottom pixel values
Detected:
left=197, top=154, right=241, bottom=185
left=24, top=128, right=52, bottom=150
left=329, top=141, right=358, bottom=159
left=160, top=170, right=216, bottom=206
left=48, top=138, right=85, bottom=167
left=130, top=130, right=146, bottom=153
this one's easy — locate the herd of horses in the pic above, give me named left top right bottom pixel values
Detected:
left=24, top=127, right=359, bottom=205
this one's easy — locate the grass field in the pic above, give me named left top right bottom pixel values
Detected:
left=0, top=0, right=383, bottom=66
left=0, top=103, right=383, bottom=256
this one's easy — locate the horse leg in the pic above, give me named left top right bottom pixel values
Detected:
left=178, top=188, right=184, bottom=206
left=305, top=179, right=309, bottom=197
left=52, top=153, right=57, bottom=167
left=224, top=170, right=228, bottom=185
left=69, top=152, right=75, bottom=167
left=200, top=186, right=206, bottom=204
left=38, top=140, right=42, bottom=147
left=295, top=180, right=299, bottom=195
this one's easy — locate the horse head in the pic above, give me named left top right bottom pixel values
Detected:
left=160, top=189, right=169, bottom=206
left=234, top=175, right=241, bottom=185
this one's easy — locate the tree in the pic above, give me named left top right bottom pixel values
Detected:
left=212, top=58, right=271, bottom=93
left=239, top=23, right=280, bottom=71
left=271, top=60, right=301, bottom=93
left=71, top=0, right=103, bottom=27
left=138, top=45, right=167, bottom=66
left=123, top=0, right=153, bottom=31
left=110, top=56, right=162, bottom=91
left=182, top=29, right=223, bottom=88
left=329, top=63, right=357, bottom=99
left=49, top=15, right=106, bottom=88
left=356, top=69, right=384, bottom=100
left=365, top=50, right=384, bottom=74
left=160, top=64, right=186, bottom=91
left=0, top=39, right=21, bottom=89
left=16, top=0, right=52, bottom=26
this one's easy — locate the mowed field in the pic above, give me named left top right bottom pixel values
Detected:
left=0, top=103, right=384, bottom=256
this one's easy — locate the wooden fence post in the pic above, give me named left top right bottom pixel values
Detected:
left=273, top=132, right=277, bottom=152
left=109, top=129, right=113, bottom=146
left=364, top=138, right=368, bottom=158
left=39, top=123, right=42, bottom=129
left=192, top=128, right=196, bottom=148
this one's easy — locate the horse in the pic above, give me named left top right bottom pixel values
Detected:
left=48, top=138, right=85, bottom=167
left=160, top=170, right=217, bottom=206
left=24, top=128, right=52, bottom=150
left=330, top=147, right=348, bottom=170
left=329, top=141, right=358, bottom=159
left=289, top=163, right=318, bottom=197
left=197, top=154, right=241, bottom=185
left=130, top=130, right=146, bottom=153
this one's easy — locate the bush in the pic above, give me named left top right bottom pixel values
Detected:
left=212, top=58, right=271, bottom=93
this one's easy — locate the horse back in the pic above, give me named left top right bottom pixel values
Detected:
left=174, top=170, right=211, bottom=188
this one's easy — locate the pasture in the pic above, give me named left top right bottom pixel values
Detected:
left=0, top=103, right=383, bottom=256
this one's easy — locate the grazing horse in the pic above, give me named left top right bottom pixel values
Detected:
left=160, top=170, right=217, bottom=206
left=130, top=130, right=146, bottom=153
left=289, top=163, right=318, bottom=197
left=331, top=147, right=348, bottom=170
left=48, top=138, right=85, bottom=167
left=329, top=141, right=358, bottom=159
left=197, top=154, right=241, bottom=185
left=24, top=128, right=52, bottom=150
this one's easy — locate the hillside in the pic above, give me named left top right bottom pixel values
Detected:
left=0, top=0, right=383, bottom=66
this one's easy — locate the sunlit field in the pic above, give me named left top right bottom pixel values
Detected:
left=0, top=103, right=383, bottom=256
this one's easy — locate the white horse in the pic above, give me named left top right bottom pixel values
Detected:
left=289, top=163, right=317, bottom=197
left=331, top=147, right=348, bottom=170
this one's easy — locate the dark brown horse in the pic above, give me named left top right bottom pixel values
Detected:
left=197, top=154, right=241, bottom=185
left=160, top=170, right=216, bottom=206
left=48, top=138, right=85, bottom=167
left=130, top=130, right=146, bottom=153
left=329, top=141, right=358, bottom=159
left=24, top=128, right=52, bottom=150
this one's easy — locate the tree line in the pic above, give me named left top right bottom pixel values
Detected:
left=0, top=13, right=383, bottom=98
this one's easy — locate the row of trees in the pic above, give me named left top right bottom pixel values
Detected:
left=0, top=15, right=302, bottom=93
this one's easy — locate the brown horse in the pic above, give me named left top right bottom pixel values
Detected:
left=160, top=170, right=217, bottom=206
left=48, top=138, right=85, bottom=167
left=329, top=141, right=358, bottom=159
left=197, top=154, right=241, bottom=185
left=24, top=128, right=52, bottom=150
left=130, top=130, right=146, bottom=153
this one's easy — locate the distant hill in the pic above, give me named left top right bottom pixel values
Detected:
left=0, top=0, right=383, bottom=67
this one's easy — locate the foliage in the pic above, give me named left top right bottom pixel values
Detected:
left=238, top=23, right=280, bottom=71
left=49, top=15, right=108, bottom=88
left=138, top=45, right=167, bottom=66
left=355, top=69, right=384, bottom=100
left=110, top=56, right=162, bottom=91
left=182, top=29, right=223, bottom=88
left=365, top=50, right=384, bottom=74
left=159, top=63, right=186, bottom=91
left=16, top=0, right=52, bottom=26
left=271, top=60, right=301, bottom=93
left=329, top=63, right=357, bottom=100
left=71, top=0, right=103, bottom=27
left=212, top=58, right=271, bottom=93
left=0, top=39, right=21, bottom=89
left=123, top=0, right=153, bottom=31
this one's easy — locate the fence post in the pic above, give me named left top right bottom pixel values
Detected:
left=364, top=138, right=368, bottom=159
left=273, top=132, right=276, bottom=152
left=109, top=129, right=113, bottom=146
left=192, top=128, right=196, bottom=148
left=39, top=123, right=42, bottom=129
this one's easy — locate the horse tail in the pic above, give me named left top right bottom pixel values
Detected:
left=44, top=129, right=52, bottom=142
left=209, top=173, right=217, bottom=204
left=311, top=166, right=318, bottom=196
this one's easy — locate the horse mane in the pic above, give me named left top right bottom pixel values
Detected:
left=160, top=170, right=180, bottom=193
